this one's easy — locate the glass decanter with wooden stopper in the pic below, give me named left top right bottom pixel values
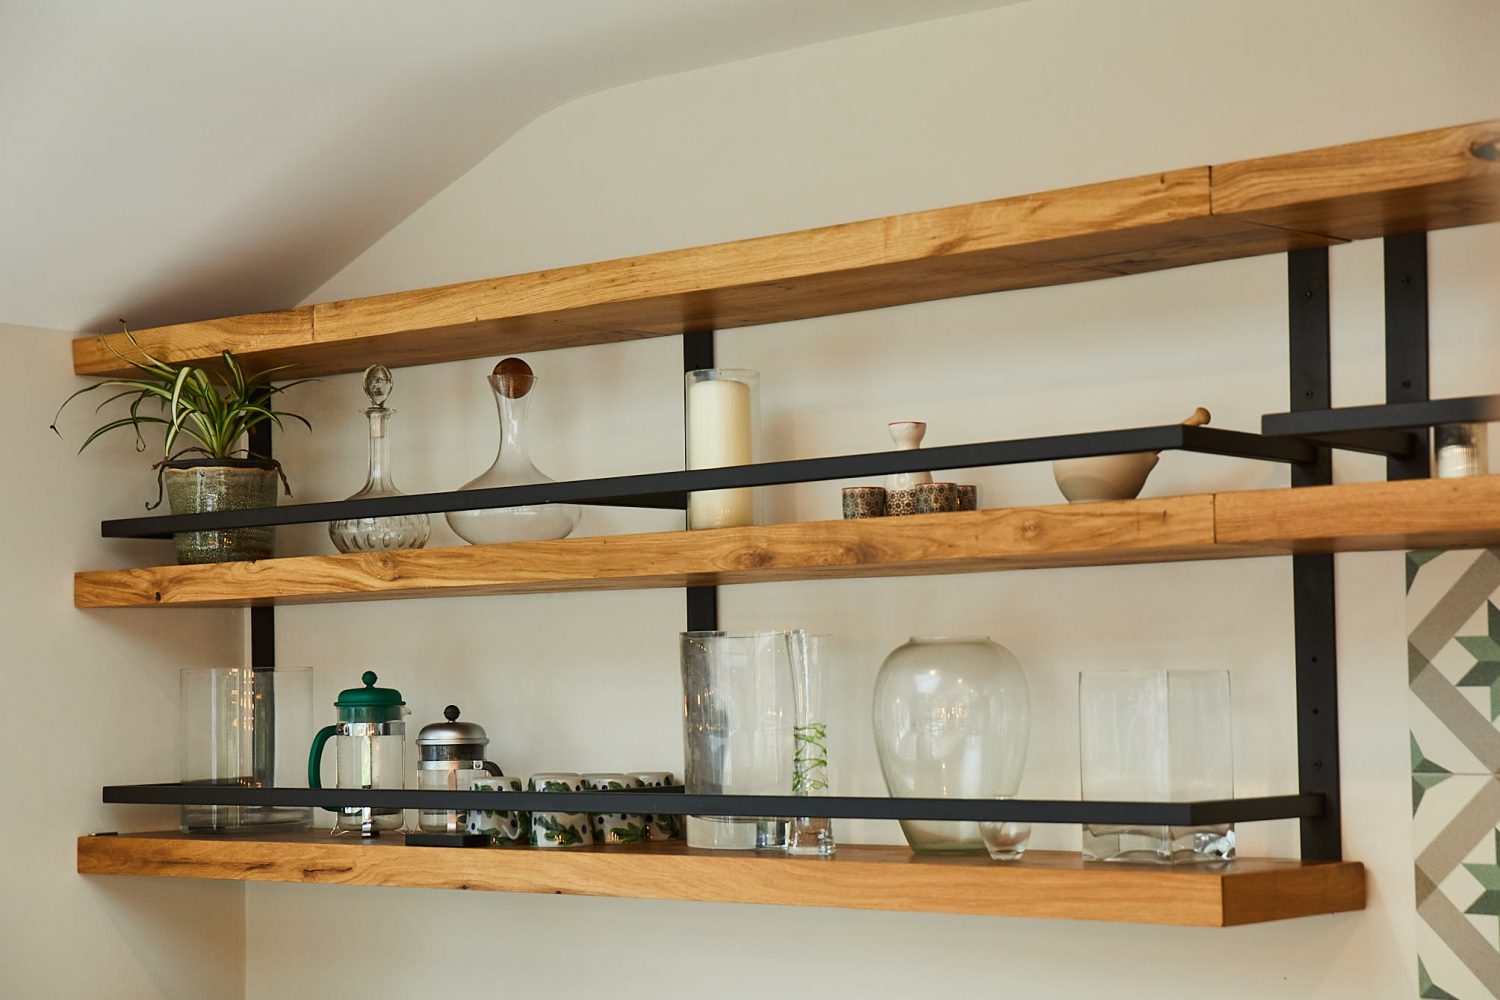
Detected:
left=446, top=357, right=581, bottom=544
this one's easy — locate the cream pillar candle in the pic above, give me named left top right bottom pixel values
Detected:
left=685, top=370, right=756, bottom=529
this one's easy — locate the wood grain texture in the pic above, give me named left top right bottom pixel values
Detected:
left=76, top=832, right=1365, bottom=926
left=72, top=121, right=1499, bottom=379
left=73, top=477, right=1500, bottom=609
left=74, top=498, right=1227, bottom=608
left=1214, top=475, right=1500, bottom=552
left=1212, top=118, right=1500, bottom=240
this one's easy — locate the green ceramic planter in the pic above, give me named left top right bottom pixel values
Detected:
left=162, top=459, right=278, bottom=564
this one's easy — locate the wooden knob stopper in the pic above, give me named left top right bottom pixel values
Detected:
left=1181, top=406, right=1211, bottom=427
left=493, top=357, right=535, bottom=398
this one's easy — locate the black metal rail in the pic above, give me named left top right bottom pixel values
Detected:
left=101, top=424, right=1316, bottom=539
left=1262, top=394, right=1500, bottom=441
left=102, top=783, right=1322, bottom=827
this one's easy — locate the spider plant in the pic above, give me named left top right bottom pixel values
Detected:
left=52, top=328, right=313, bottom=463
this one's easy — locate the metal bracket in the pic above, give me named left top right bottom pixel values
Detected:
left=684, top=330, right=719, bottom=633
left=1288, top=248, right=1341, bottom=861
left=1384, top=232, right=1431, bottom=480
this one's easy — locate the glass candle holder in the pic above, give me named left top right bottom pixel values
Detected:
left=1434, top=423, right=1489, bottom=479
left=684, top=369, right=759, bottom=530
left=1079, top=670, right=1235, bottom=863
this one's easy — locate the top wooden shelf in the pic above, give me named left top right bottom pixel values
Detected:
left=73, top=120, right=1500, bottom=379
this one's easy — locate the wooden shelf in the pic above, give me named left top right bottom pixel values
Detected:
left=74, top=476, right=1500, bottom=609
left=76, top=832, right=1364, bottom=926
left=72, top=120, right=1500, bottom=379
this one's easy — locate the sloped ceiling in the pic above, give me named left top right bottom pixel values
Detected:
left=0, top=0, right=1026, bottom=334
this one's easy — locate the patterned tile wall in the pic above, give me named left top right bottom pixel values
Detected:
left=1409, top=549, right=1500, bottom=998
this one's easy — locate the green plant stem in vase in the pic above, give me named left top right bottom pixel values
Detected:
left=51, top=326, right=313, bottom=564
left=787, top=630, right=836, bottom=857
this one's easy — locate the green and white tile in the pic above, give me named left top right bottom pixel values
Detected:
left=1409, top=549, right=1500, bottom=997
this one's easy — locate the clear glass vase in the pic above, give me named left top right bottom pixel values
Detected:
left=1079, top=670, right=1235, bottom=863
left=872, top=636, right=1030, bottom=855
left=680, top=630, right=793, bottom=850
left=447, top=358, right=580, bottom=545
left=329, top=366, right=432, bottom=553
left=180, top=667, right=313, bottom=834
left=787, top=631, right=835, bottom=856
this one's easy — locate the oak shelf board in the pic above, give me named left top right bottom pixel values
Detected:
left=75, top=832, right=1365, bottom=926
left=71, top=120, right=1500, bottom=380
left=72, top=476, right=1500, bottom=609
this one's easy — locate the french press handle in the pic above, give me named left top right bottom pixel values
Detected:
left=307, top=723, right=344, bottom=814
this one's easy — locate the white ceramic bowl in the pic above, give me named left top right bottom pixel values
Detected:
left=1052, top=452, right=1160, bottom=503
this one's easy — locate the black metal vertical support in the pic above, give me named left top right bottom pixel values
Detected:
left=247, top=410, right=276, bottom=672
left=1384, top=233, right=1431, bottom=480
left=247, top=406, right=277, bottom=785
left=683, top=330, right=719, bottom=633
left=1288, top=248, right=1341, bottom=861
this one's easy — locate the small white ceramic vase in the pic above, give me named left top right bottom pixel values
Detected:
left=886, top=421, right=934, bottom=492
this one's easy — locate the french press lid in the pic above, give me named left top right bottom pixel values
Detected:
left=417, top=705, right=490, bottom=760
left=333, top=671, right=407, bottom=723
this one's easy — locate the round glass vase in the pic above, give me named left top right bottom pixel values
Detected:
left=872, top=636, right=1030, bottom=855
left=447, top=359, right=580, bottom=544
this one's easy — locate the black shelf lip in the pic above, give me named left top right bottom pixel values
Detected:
left=102, top=783, right=1321, bottom=826
left=100, top=424, right=1315, bottom=540
left=1263, top=394, right=1500, bottom=443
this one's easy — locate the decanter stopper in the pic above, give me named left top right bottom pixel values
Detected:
left=364, top=365, right=394, bottom=408
left=493, top=358, right=535, bottom=399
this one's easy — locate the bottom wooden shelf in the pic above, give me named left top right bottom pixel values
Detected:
left=76, top=831, right=1364, bottom=927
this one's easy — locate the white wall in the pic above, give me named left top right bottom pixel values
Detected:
left=235, top=0, right=1496, bottom=997
left=0, top=323, right=245, bottom=998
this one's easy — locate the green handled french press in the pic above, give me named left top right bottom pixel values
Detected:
left=308, top=671, right=410, bottom=836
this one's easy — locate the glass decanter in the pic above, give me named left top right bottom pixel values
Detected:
left=328, top=366, right=432, bottom=553
left=446, top=358, right=580, bottom=544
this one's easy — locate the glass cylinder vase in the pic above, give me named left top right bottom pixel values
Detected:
left=1079, top=670, right=1235, bottom=863
left=684, top=369, right=759, bottom=530
left=872, top=636, right=1030, bottom=855
left=447, top=358, right=581, bottom=544
left=787, top=632, right=835, bottom=856
left=180, top=667, right=313, bottom=834
left=680, top=630, right=793, bottom=849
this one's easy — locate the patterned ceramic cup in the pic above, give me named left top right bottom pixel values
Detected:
left=915, top=482, right=959, bottom=514
left=886, top=487, right=918, bottom=516
left=582, top=772, right=649, bottom=844
left=467, top=774, right=528, bottom=845
left=841, top=486, right=887, bottom=519
left=627, top=771, right=682, bottom=840
left=955, top=484, right=977, bottom=511
left=528, top=773, right=593, bottom=847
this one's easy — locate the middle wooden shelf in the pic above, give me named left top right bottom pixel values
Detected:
left=75, top=475, right=1500, bottom=608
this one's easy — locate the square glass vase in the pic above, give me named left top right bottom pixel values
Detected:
left=1079, top=670, right=1235, bottom=864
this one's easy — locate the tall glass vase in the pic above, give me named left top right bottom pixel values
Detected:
left=787, top=631, right=835, bottom=856
left=447, top=358, right=580, bottom=544
left=680, top=630, right=793, bottom=850
left=329, top=366, right=432, bottom=553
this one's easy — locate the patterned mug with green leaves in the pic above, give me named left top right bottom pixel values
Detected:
left=582, top=772, right=649, bottom=845
left=627, top=771, right=682, bottom=840
left=528, top=773, right=593, bottom=847
left=467, top=775, right=528, bottom=845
